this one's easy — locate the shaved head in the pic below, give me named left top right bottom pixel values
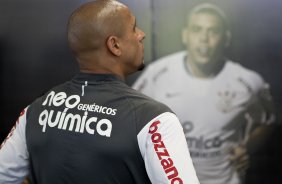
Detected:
left=66, top=0, right=145, bottom=79
left=67, top=0, right=127, bottom=56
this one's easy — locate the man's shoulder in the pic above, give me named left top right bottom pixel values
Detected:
left=28, top=80, right=71, bottom=109
left=126, top=87, right=171, bottom=112
left=225, top=60, right=266, bottom=89
left=226, top=61, right=263, bottom=79
left=125, top=88, right=173, bottom=132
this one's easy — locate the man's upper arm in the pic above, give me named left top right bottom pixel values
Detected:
left=137, top=112, right=199, bottom=184
left=0, top=107, right=29, bottom=183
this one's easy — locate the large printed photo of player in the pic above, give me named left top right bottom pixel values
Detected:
left=125, top=0, right=282, bottom=183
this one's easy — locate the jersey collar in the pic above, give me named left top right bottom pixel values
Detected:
left=72, top=72, right=124, bottom=83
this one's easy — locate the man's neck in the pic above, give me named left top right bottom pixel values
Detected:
left=185, top=58, right=225, bottom=78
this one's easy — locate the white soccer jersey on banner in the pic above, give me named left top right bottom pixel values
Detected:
left=133, top=51, right=275, bottom=184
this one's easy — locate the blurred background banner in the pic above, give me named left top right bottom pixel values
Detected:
left=1, top=0, right=282, bottom=183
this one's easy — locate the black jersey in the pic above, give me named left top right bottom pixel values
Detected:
left=0, top=73, right=199, bottom=184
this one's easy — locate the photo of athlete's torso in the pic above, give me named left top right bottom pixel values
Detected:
left=133, top=51, right=274, bottom=184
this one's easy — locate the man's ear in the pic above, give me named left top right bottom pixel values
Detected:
left=106, top=36, right=121, bottom=56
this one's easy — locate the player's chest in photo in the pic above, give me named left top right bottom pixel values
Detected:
left=213, top=78, right=253, bottom=114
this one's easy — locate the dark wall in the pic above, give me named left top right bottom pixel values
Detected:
left=0, top=0, right=81, bottom=141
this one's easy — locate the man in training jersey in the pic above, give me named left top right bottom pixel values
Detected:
left=133, top=3, right=275, bottom=184
left=0, top=1, right=199, bottom=183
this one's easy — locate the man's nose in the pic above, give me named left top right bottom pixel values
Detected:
left=137, top=28, right=145, bottom=40
left=199, top=30, right=209, bottom=43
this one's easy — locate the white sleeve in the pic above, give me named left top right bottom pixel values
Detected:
left=137, top=112, right=199, bottom=184
left=257, top=83, right=276, bottom=125
left=246, top=82, right=276, bottom=126
left=0, top=107, right=29, bottom=184
left=132, top=65, right=155, bottom=97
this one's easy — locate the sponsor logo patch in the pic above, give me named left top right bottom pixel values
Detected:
left=149, top=120, right=183, bottom=184
left=38, top=91, right=114, bottom=137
